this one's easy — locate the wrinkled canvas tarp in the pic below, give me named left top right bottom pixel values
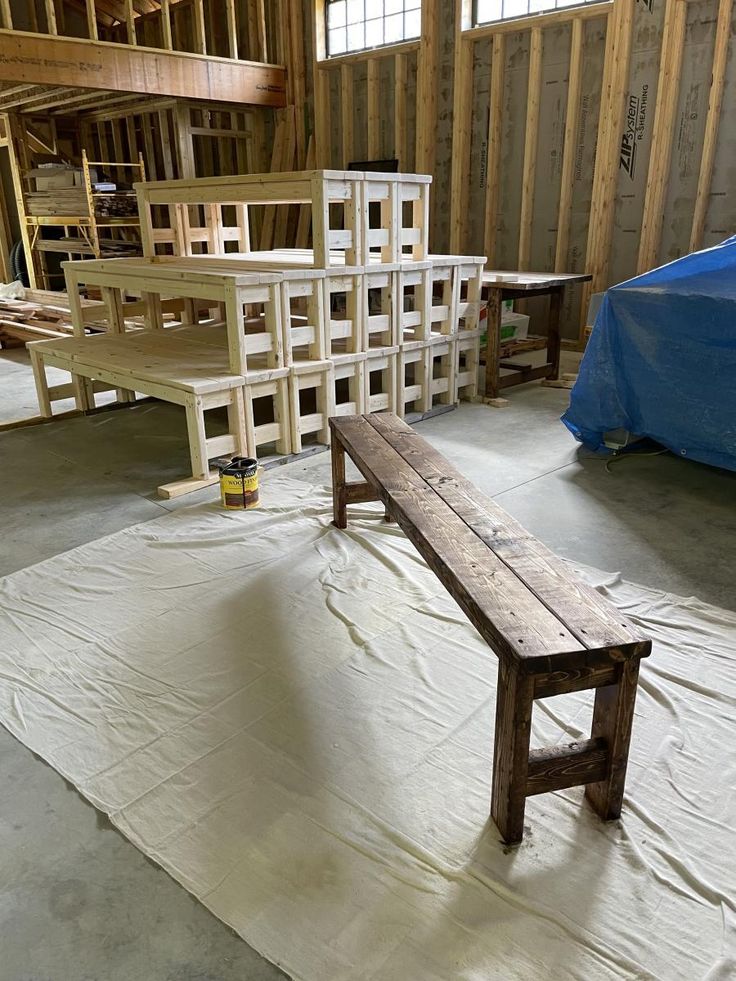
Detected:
left=563, top=235, right=736, bottom=471
left=0, top=472, right=734, bottom=980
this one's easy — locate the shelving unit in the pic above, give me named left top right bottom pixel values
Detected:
left=21, top=150, right=146, bottom=288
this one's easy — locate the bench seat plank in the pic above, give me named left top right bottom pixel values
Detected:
left=366, top=412, right=647, bottom=660
left=35, top=332, right=244, bottom=395
left=334, top=415, right=588, bottom=666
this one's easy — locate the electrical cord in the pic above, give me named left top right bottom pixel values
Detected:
left=605, top=448, right=670, bottom=474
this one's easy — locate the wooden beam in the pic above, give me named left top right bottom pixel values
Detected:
left=296, top=134, right=315, bottom=247
left=50, top=91, right=160, bottom=115
left=125, top=0, right=137, bottom=45
left=0, top=85, right=42, bottom=104
left=321, top=38, right=420, bottom=69
left=0, top=30, right=287, bottom=107
left=581, top=0, right=633, bottom=329
left=273, top=110, right=296, bottom=246
left=286, top=0, right=306, bottom=163
left=260, top=111, right=288, bottom=248
left=161, top=0, right=173, bottom=50
left=111, top=116, right=125, bottom=161
left=0, top=147, right=12, bottom=280
left=85, top=0, right=98, bottom=41
left=225, top=0, right=238, bottom=59
left=313, top=66, right=330, bottom=168
left=12, top=87, right=85, bottom=111
left=483, top=33, right=504, bottom=267
left=340, top=63, right=353, bottom=168
left=311, top=0, right=330, bottom=167
left=415, top=0, right=438, bottom=176
left=518, top=27, right=542, bottom=271
left=367, top=58, right=380, bottom=160
left=690, top=0, right=733, bottom=253
left=44, top=0, right=58, bottom=35
left=0, top=86, right=71, bottom=110
left=555, top=17, right=583, bottom=272
left=449, top=35, right=473, bottom=252
left=394, top=53, right=407, bottom=170
left=637, top=0, right=687, bottom=273
left=175, top=102, right=195, bottom=177
left=0, top=0, right=12, bottom=30
left=255, top=0, right=268, bottom=62
left=6, top=114, right=37, bottom=289
left=192, top=0, right=207, bottom=55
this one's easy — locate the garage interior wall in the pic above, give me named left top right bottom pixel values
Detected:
left=306, top=0, right=736, bottom=341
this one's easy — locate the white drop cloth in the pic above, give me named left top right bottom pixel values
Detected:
left=0, top=471, right=733, bottom=981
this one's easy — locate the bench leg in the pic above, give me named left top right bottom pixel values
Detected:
left=585, top=659, right=640, bottom=820
left=185, top=394, right=209, bottom=480
left=491, top=660, right=534, bottom=845
left=72, top=373, right=93, bottom=412
left=29, top=347, right=52, bottom=417
left=227, top=387, right=247, bottom=457
left=331, top=434, right=348, bottom=529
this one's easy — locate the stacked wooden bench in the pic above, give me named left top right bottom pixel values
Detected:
left=29, top=170, right=486, bottom=497
left=330, top=412, right=651, bottom=843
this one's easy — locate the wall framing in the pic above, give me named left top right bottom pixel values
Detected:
left=305, top=0, right=736, bottom=343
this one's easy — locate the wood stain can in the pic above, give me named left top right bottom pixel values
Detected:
left=219, top=457, right=260, bottom=510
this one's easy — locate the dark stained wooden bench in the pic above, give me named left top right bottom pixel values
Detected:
left=329, top=412, right=652, bottom=844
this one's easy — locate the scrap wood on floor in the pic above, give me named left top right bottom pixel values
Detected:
left=0, top=289, right=107, bottom=345
left=0, top=470, right=732, bottom=981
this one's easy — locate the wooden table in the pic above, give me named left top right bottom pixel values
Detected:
left=481, top=271, right=592, bottom=399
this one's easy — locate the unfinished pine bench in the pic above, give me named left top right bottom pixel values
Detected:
left=329, top=413, right=651, bottom=844
left=28, top=330, right=251, bottom=499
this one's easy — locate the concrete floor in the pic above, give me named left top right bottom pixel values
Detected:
left=1, top=357, right=735, bottom=980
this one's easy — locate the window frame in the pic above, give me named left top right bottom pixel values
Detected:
left=324, top=0, right=423, bottom=60
left=473, top=0, right=608, bottom=29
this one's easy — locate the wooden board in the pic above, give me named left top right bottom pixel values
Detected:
left=35, top=329, right=244, bottom=395
left=332, top=413, right=650, bottom=672
left=0, top=29, right=287, bottom=107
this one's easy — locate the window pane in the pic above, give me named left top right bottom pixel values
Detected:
left=384, top=12, right=403, bottom=43
left=347, top=21, right=365, bottom=49
left=329, top=27, right=348, bottom=55
left=365, top=18, right=383, bottom=47
left=346, top=0, right=364, bottom=25
left=478, top=0, right=503, bottom=21
left=385, top=0, right=403, bottom=12
left=503, top=0, right=529, bottom=18
left=404, top=8, right=421, bottom=38
left=328, top=0, right=347, bottom=28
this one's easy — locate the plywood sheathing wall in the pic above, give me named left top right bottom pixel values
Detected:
left=303, top=0, right=736, bottom=342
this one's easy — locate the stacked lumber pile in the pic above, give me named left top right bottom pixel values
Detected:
left=95, top=193, right=138, bottom=218
left=26, top=188, right=88, bottom=217
left=0, top=290, right=106, bottom=346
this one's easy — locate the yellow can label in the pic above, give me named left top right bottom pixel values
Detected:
left=220, top=472, right=259, bottom=510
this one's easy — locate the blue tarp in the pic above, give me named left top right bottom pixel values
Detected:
left=562, top=236, right=736, bottom=472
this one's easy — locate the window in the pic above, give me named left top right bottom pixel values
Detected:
left=326, top=0, right=421, bottom=58
left=475, top=0, right=606, bottom=26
